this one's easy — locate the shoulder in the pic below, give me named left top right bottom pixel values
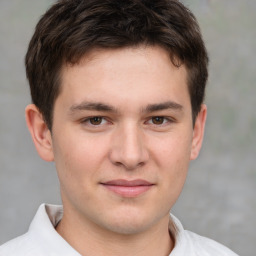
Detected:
left=184, top=230, right=239, bottom=256
left=169, top=214, right=239, bottom=256
left=0, top=204, right=63, bottom=256
left=0, top=204, right=79, bottom=256
left=0, top=233, right=41, bottom=256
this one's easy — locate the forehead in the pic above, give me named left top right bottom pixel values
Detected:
left=58, top=46, right=190, bottom=110
left=62, top=45, right=187, bottom=79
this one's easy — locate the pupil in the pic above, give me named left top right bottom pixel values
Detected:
left=90, top=117, right=102, bottom=125
left=152, top=117, right=164, bottom=124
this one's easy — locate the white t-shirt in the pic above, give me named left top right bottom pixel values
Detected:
left=0, top=204, right=239, bottom=256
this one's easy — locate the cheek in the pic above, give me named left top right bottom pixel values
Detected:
left=152, top=133, right=192, bottom=190
left=52, top=138, right=96, bottom=204
left=151, top=132, right=192, bottom=167
left=52, top=133, right=109, bottom=182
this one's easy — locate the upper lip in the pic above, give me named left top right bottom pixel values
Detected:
left=101, top=179, right=153, bottom=186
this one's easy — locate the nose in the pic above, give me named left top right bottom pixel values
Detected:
left=109, top=124, right=149, bottom=170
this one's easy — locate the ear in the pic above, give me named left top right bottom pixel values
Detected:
left=25, top=104, right=54, bottom=162
left=190, top=104, right=207, bottom=160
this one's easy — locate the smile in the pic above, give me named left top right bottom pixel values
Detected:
left=100, top=179, right=154, bottom=198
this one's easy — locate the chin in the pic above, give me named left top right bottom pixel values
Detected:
left=105, top=220, right=150, bottom=235
left=101, top=209, right=158, bottom=235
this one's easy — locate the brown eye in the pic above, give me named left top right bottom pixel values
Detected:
left=89, top=117, right=103, bottom=125
left=151, top=117, right=164, bottom=125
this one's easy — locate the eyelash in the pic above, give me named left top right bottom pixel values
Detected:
left=81, top=116, right=174, bottom=127
left=146, top=116, right=174, bottom=126
left=81, top=116, right=109, bottom=126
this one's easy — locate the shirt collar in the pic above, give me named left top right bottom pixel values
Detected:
left=28, top=204, right=81, bottom=256
left=29, top=204, right=187, bottom=256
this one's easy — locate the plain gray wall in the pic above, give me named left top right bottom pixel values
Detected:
left=0, top=1, right=255, bottom=255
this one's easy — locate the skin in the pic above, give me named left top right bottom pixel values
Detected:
left=25, top=45, right=207, bottom=256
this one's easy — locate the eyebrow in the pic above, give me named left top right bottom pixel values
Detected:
left=69, top=102, right=117, bottom=113
left=69, top=100, right=183, bottom=114
left=143, top=101, right=183, bottom=113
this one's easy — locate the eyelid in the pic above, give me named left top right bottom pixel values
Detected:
left=80, top=115, right=175, bottom=127
left=145, top=116, right=175, bottom=125
left=81, top=116, right=110, bottom=126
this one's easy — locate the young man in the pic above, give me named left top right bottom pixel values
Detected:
left=0, top=0, right=238, bottom=255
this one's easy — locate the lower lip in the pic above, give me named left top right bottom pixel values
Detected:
left=102, top=185, right=153, bottom=197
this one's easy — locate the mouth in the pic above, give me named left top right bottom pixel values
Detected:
left=100, top=179, right=154, bottom=198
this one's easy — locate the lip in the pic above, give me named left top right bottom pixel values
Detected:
left=100, top=179, right=154, bottom=197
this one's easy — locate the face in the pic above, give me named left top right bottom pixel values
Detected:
left=27, top=46, right=206, bottom=236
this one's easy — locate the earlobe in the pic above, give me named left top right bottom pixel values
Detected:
left=190, top=104, right=207, bottom=160
left=25, top=104, right=54, bottom=162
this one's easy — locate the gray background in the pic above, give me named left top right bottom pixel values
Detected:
left=0, top=1, right=255, bottom=255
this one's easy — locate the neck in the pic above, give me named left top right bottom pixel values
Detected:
left=56, top=209, right=174, bottom=256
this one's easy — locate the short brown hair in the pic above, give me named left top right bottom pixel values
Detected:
left=25, top=0, right=208, bottom=129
